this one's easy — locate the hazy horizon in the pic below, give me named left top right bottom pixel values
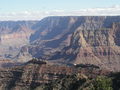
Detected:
left=0, top=0, right=120, bottom=20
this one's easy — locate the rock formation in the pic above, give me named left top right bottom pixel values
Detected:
left=0, top=59, right=109, bottom=90
left=0, top=16, right=120, bottom=71
left=0, top=21, right=37, bottom=59
left=18, top=16, right=120, bottom=71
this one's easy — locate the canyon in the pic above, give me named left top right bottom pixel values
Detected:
left=0, top=21, right=37, bottom=59
left=0, top=16, right=120, bottom=90
left=0, top=16, right=120, bottom=71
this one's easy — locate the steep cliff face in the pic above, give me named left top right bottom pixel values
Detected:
left=20, top=16, right=120, bottom=71
left=60, top=23, right=120, bottom=71
left=17, top=16, right=81, bottom=61
left=50, top=16, right=120, bottom=71
left=19, top=16, right=93, bottom=60
left=0, top=21, right=37, bottom=59
left=1, top=16, right=120, bottom=71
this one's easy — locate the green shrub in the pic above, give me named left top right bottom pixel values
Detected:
left=93, top=76, right=113, bottom=90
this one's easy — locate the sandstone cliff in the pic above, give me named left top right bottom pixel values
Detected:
left=0, top=16, right=120, bottom=71
left=19, top=16, right=120, bottom=71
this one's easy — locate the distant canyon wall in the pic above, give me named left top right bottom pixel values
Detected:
left=17, top=16, right=120, bottom=71
left=0, top=16, right=120, bottom=71
left=0, top=32, right=30, bottom=46
left=0, top=21, right=37, bottom=59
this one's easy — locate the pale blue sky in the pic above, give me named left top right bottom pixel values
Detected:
left=0, top=0, right=120, bottom=20
left=0, top=0, right=119, bottom=13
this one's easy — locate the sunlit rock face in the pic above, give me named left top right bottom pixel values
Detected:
left=63, top=22, right=120, bottom=71
left=19, top=16, right=120, bottom=71
left=0, top=16, right=120, bottom=71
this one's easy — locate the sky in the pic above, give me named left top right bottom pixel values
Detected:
left=0, top=0, right=120, bottom=20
